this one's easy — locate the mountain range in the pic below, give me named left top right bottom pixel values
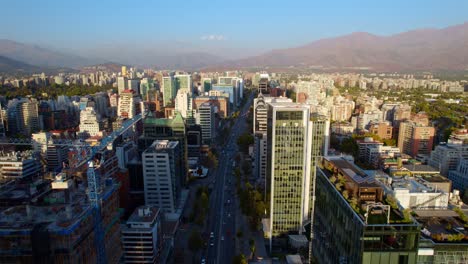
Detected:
left=226, top=22, right=468, bottom=71
left=1, top=22, right=468, bottom=73
left=0, top=55, right=40, bottom=74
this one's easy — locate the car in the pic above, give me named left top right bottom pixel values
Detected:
left=210, top=232, right=214, bottom=238
left=210, top=242, right=214, bottom=246
left=221, top=236, right=224, bottom=241
left=201, top=258, right=206, bottom=264
left=228, top=213, right=231, bottom=218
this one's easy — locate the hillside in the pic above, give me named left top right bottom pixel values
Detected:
left=230, top=22, right=468, bottom=71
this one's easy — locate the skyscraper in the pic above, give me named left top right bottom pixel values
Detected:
left=163, top=76, right=175, bottom=107
left=121, top=66, right=127, bottom=77
left=253, top=95, right=292, bottom=189
left=118, top=90, right=141, bottom=119
left=117, top=76, right=128, bottom=94
left=142, top=140, right=182, bottom=213
left=197, top=102, right=215, bottom=145
left=266, top=102, right=312, bottom=251
left=175, top=74, right=192, bottom=93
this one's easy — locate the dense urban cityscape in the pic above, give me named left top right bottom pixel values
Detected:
left=1, top=1, right=468, bottom=264
left=0, top=66, right=467, bottom=264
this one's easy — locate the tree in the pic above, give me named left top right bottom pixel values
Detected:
left=403, top=209, right=412, bottom=222
left=386, top=195, right=398, bottom=210
left=237, top=133, right=254, bottom=153
left=249, top=239, right=256, bottom=259
left=200, top=192, right=209, bottom=211
left=340, top=137, right=358, bottom=157
left=232, top=254, right=248, bottom=264
left=188, top=230, right=203, bottom=253
left=342, top=190, right=349, bottom=200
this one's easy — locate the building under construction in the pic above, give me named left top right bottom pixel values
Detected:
left=0, top=149, right=123, bottom=263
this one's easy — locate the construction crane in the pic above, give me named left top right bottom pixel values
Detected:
left=0, top=113, right=142, bottom=264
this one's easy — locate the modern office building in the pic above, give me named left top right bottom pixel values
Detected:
left=193, top=96, right=229, bottom=118
left=265, top=102, right=312, bottom=251
left=6, top=98, right=40, bottom=137
left=312, top=157, right=421, bottom=263
left=398, top=121, right=435, bottom=157
left=212, top=84, right=238, bottom=106
left=448, top=159, right=468, bottom=192
left=202, top=78, right=212, bottom=93
left=118, top=76, right=128, bottom=94
left=142, top=140, right=182, bottom=213
left=253, top=94, right=269, bottom=134
left=127, top=79, right=140, bottom=94
left=428, top=143, right=468, bottom=176
left=140, top=112, right=187, bottom=184
left=253, top=95, right=293, bottom=193
left=175, top=74, right=192, bottom=94
left=162, top=75, right=176, bottom=107
left=196, top=102, right=215, bottom=144
left=121, top=206, right=162, bottom=264
left=187, top=125, right=202, bottom=158
left=258, top=78, right=269, bottom=93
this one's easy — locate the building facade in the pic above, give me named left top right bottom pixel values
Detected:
left=142, top=140, right=181, bottom=213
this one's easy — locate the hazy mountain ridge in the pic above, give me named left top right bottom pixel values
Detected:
left=230, top=22, right=468, bottom=71
left=0, top=55, right=40, bottom=74
left=1, top=22, right=468, bottom=72
left=0, top=39, right=101, bottom=69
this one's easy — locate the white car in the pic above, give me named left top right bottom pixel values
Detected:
left=221, top=236, right=224, bottom=241
left=210, top=232, right=214, bottom=238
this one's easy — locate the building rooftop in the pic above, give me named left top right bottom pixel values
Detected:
left=146, top=140, right=179, bottom=152
left=144, top=112, right=185, bottom=127
left=415, top=210, right=468, bottom=244
left=127, top=206, right=160, bottom=224
left=0, top=151, right=37, bottom=162
left=402, top=164, right=439, bottom=173
left=326, top=157, right=373, bottom=184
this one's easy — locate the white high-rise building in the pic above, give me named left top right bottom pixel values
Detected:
left=196, top=103, right=215, bottom=144
left=121, top=206, right=162, bottom=264
left=118, top=90, right=140, bottom=119
left=117, top=76, right=128, bottom=94
left=143, top=140, right=181, bottom=213
left=174, top=89, right=191, bottom=119
left=79, top=107, right=103, bottom=138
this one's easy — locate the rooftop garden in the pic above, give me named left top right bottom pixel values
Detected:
left=418, top=209, right=468, bottom=243
left=323, top=160, right=413, bottom=225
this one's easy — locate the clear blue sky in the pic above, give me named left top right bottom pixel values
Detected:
left=2, top=0, right=467, bottom=58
